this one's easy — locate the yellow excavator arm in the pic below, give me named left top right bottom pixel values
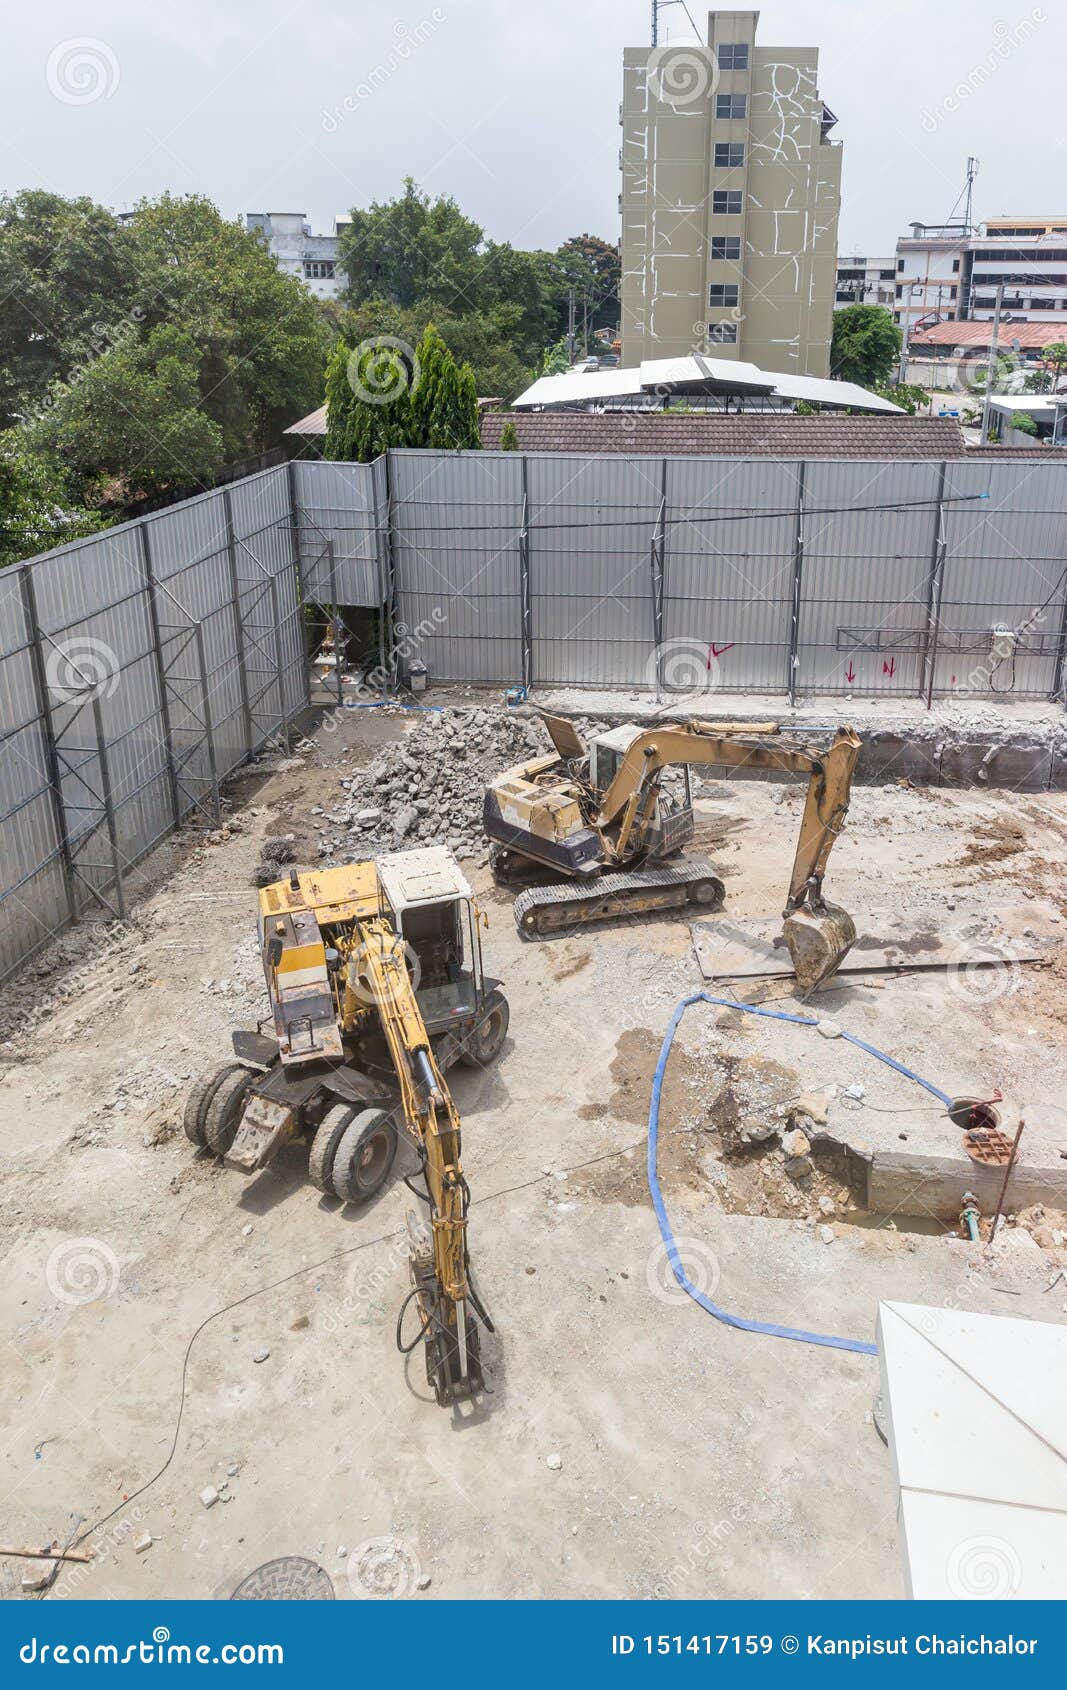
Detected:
left=596, top=719, right=862, bottom=991
left=340, top=918, right=479, bottom=1397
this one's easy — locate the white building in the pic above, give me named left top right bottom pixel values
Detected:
left=893, top=224, right=967, bottom=340
left=835, top=255, right=896, bottom=309
left=245, top=212, right=348, bottom=299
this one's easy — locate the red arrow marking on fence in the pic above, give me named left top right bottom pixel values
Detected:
left=708, top=642, right=735, bottom=663
left=845, top=662, right=856, bottom=683
left=883, top=657, right=896, bottom=677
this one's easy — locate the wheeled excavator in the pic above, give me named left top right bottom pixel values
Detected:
left=484, top=712, right=862, bottom=993
left=183, top=846, right=508, bottom=1407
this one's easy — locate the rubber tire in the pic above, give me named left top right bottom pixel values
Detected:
left=331, top=1109, right=398, bottom=1204
left=183, top=1063, right=241, bottom=1147
left=307, top=1103, right=356, bottom=1193
left=203, top=1067, right=254, bottom=1157
left=458, top=989, right=510, bottom=1068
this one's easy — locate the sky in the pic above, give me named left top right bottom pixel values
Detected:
left=3, top=1, right=1065, bottom=254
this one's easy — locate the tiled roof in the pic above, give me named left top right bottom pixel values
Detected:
left=479, top=411, right=968, bottom=459
left=909, top=321, right=1067, bottom=350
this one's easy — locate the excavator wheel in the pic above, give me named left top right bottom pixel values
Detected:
left=686, top=875, right=726, bottom=909
left=458, top=989, right=510, bottom=1068
left=183, top=1063, right=242, bottom=1147
left=307, top=1103, right=356, bottom=1193
left=783, top=901, right=857, bottom=995
left=331, top=1108, right=398, bottom=1204
left=203, top=1067, right=255, bottom=1157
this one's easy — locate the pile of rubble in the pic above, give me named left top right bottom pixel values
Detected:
left=330, top=706, right=555, bottom=861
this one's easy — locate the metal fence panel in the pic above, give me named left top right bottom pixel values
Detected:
left=292, top=459, right=380, bottom=605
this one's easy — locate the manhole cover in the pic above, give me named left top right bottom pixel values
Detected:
left=231, top=1557, right=335, bottom=1600
left=963, top=1129, right=1016, bottom=1167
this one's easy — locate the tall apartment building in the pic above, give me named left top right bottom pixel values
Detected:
left=245, top=212, right=349, bottom=300
left=835, top=255, right=896, bottom=309
left=620, top=9, right=842, bottom=375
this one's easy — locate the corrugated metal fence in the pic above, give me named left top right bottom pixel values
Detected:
left=2, top=447, right=1065, bottom=981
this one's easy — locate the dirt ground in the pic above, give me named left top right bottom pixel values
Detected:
left=2, top=701, right=1066, bottom=1602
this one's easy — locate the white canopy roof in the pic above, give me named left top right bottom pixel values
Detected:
left=512, top=358, right=902, bottom=414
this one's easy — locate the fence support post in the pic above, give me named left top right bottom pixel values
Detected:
left=922, top=461, right=949, bottom=709
left=138, top=522, right=183, bottom=828
left=1053, top=577, right=1067, bottom=707
left=787, top=460, right=806, bottom=706
left=192, top=621, right=221, bottom=824
left=383, top=451, right=400, bottom=693
left=650, top=458, right=667, bottom=693
left=18, top=567, right=78, bottom=925
left=89, top=692, right=127, bottom=921
left=222, top=489, right=255, bottom=754
left=519, top=456, right=532, bottom=689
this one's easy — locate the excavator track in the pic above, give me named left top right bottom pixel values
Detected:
left=512, top=858, right=725, bottom=937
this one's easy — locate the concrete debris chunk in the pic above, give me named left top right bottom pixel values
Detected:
left=199, top=1486, right=219, bottom=1509
left=545, top=1452, right=563, bottom=1471
left=815, top=1019, right=842, bottom=1040
left=134, top=1532, right=153, bottom=1554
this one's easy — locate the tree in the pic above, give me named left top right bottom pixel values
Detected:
left=1010, top=410, right=1039, bottom=437
left=324, top=324, right=480, bottom=462
left=558, top=233, right=620, bottom=331
left=338, top=179, right=484, bottom=312
left=126, top=194, right=329, bottom=460
left=1038, top=342, right=1067, bottom=392
left=0, top=429, right=102, bottom=567
left=830, top=305, right=902, bottom=387
left=32, top=325, right=224, bottom=502
left=499, top=419, right=519, bottom=450
left=0, top=190, right=134, bottom=428
left=873, top=381, right=930, bottom=415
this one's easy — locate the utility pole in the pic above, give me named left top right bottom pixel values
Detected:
left=980, top=282, right=1005, bottom=441
left=651, top=0, right=658, bottom=45
left=566, top=287, right=577, bottom=365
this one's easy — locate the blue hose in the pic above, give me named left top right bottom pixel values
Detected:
left=647, top=993, right=955, bottom=1357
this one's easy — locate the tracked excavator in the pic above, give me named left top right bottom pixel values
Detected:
left=484, top=713, right=862, bottom=993
left=183, top=846, right=508, bottom=1406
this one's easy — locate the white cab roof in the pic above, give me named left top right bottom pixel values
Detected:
left=377, top=846, right=472, bottom=913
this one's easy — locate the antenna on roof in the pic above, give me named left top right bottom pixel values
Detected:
left=944, top=156, right=980, bottom=234
left=652, top=0, right=702, bottom=46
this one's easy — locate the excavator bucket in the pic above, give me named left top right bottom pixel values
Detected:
left=782, top=900, right=857, bottom=994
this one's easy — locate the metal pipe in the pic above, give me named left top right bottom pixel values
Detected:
left=988, top=1119, right=1025, bottom=1244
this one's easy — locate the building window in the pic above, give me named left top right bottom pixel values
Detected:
left=715, top=93, right=747, bottom=119
left=303, top=260, right=335, bottom=279
left=708, top=322, right=738, bottom=343
left=952, top=258, right=960, bottom=272
left=718, top=43, right=749, bottom=70
left=712, top=190, right=743, bottom=215
left=714, top=142, right=745, bottom=169
left=709, top=284, right=739, bottom=307
left=878, top=269, right=894, bottom=280
left=897, top=259, right=904, bottom=272
left=895, top=285, right=902, bottom=298
left=711, top=235, right=741, bottom=260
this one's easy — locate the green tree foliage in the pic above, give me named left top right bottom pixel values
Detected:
left=0, top=430, right=102, bottom=567
left=335, top=181, right=619, bottom=392
left=324, top=324, right=480, bottom=462
left=31, top=325, right=224, bottom=502
left=1010, top=410, right=1039, bottom=437
left=873, top=382, right=930, bottom=415
left=830, top=305, right=902, bottom=387
left=1037, top=342, right=1067, bottom=391
left=499, top=419, right=519, bottom=451
left=0, top=190, right=132, bottom=428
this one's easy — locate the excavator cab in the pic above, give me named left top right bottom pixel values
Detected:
left=376, top=847, right=496, bottom=1036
